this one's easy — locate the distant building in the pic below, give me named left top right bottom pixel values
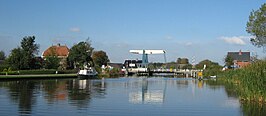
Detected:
left=227, top=50, right=250, bottom=68
left=107, top=63, right=123, bottom=69
left=42, top=44, right=69, bottom=69
left=123, top=59, right=143, bottom=68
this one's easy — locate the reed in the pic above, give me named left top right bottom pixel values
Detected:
left=218, top=60, right=266, bottom=103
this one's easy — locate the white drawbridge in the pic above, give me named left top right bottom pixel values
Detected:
left=129, top=50, right=166, bottom=68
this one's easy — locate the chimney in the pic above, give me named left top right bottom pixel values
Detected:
left=239, top=50, right=242, bottom=55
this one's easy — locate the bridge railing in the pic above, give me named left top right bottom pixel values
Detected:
left=151, top=69, right=200, bottom=72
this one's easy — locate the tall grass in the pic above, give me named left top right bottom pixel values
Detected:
left=218, top=60, right=266, bottom=103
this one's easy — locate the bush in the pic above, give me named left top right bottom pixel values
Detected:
left=58, top=69, right=78, bottom=74
left=218, top=60, right=266, bottom=103
left=0, top=71, right=19, bottom=75
left=18, top=69, right=57, bottom=75
left=0, top=64, right=8, bottom=72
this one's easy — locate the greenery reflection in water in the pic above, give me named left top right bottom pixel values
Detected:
left=5, top=80, right=38, bottom=115
left=0, top=78, right=265, bottom=116
left=0, top=78, right=107, bottom=114
left=206, top=79, right=266, bottom=116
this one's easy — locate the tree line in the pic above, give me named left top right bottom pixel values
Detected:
left=0, top=36, right=109, bottom=71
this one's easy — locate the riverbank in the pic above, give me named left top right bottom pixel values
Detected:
left=0, top=74, right=77, bottom=79
left=0, top=69, right=125, bottom=79
left=217, top=60, right=266, bottom=103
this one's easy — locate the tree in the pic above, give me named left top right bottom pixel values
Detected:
left=20, top=36, right=39, bottom=69
left=196, top=59, right=221, bottom=70
left=68, top=40, right=94, bottom=69
left=44, top=56, right=60, bottom=69
left=225, top=55, right=234, bottom=69
left=196, top=59, right=223, bottom=77
left=247, top=3, right=266, bottom=51
left=6, top=36, right=39, bottom=70
left=177, top=58, right=190, bottom=69
left=0, top=51, right=8, bottom=71
left=6, top=47, right=23, bottom=70
left=148, top=62, right=163, bottom=69
left=0, top=51, right=5, bottom=60
left=177, top=58, right=189, bottom=64
left=43, top=47, right=60, bottom=69
left=92, top=50, right=110, bottom=67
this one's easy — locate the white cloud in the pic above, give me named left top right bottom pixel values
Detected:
left=185, top=42, right=193, bottom=46
left=220, top=36, right=253, bottom=45
left=69, top=27, right=80, bottom=32
left=164, top=36, right=174, bottom=40
left=175, top=41, right=194, bottom=46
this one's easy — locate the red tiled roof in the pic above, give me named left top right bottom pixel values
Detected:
left=42, top=45, right=69, bottom=57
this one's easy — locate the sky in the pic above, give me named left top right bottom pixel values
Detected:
left=0, top=0, right=265, bottom=65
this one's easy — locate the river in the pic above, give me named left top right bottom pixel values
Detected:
left=0, top=77, right=265, bottom=116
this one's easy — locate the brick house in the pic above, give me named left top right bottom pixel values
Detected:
left=227, top=50, right=250, bottom=68
left=42, top=44, right=69, bottom=69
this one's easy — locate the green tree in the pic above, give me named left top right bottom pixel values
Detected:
left=148, top=62, right=163, bottom=69
left=196, top=59, right=221, bottom=70
left=6, top=36, right=39, bottom=70
left=68, top=40, right=94, bottom=69
left=177, top=58, right=190, bottom=69
left=196, top=59, right=222, bottom=77
left=225, top=55, right=234, bottom=69
left=44, top=47, right=60, bottom=69
left=6, top=47, right=23, bottom=70
left=247, top=3, right=266, bottom=51
left=92, top=50, right=110, bottom=67
left=177, top=58, right=189, bottom=64
left=44, top=56, right=60, bottom=69
left=20, top=36, right=39, bottom=69
left=0, top=50, right=5, bottom=60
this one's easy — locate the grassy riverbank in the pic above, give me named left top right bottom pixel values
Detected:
left=0, top=74, right=77, bottom=79
left=217, top=60, right=266, bottom=103
left=0, top=69, right=77, bottom=75
left=0, top=69, right=123, bottom=79
left=0, top=69, right=78, bottom=79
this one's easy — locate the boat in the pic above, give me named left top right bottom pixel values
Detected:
left=77, top=67, right=98, bottom=78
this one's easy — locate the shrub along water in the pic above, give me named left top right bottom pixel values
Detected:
left=0, top=69, right=78, bottom=75
left=99, top=67, right=123, bottom=78
left=218, top=60, right=266, bottom=103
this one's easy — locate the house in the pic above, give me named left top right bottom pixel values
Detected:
left=123, top=59, right=143, bottom=68
left=227, top=50, right=250, bottom=68
left=107, top=63, right=123, bottom=69
left=42, top=44, right=69, bottom=69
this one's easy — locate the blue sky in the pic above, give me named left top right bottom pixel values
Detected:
left=0, top=0, right=265, bottom=64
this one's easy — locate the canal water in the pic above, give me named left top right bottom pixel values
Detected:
left=0, top=77, right=265, bottom=116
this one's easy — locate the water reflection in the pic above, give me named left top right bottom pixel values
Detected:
left=66, top=79, right=106, bottom=108
left=0, top=78, right=107, bottom=114
left=0, top=78, right=265, bottom=116
left=42, top=80, right=67, bottom=103
left=205, top=80, right=238, bottom=98
left=205, top=80, right=266, bottom=116
left=129, top=78, right=166, bottom=104
left=8, top=81, right=38, bottom=115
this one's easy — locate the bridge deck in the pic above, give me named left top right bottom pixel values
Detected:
left=127, top=68, right=201, bottom=77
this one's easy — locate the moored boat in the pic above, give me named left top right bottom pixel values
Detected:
left=77, top=67, right=98, bottom=78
